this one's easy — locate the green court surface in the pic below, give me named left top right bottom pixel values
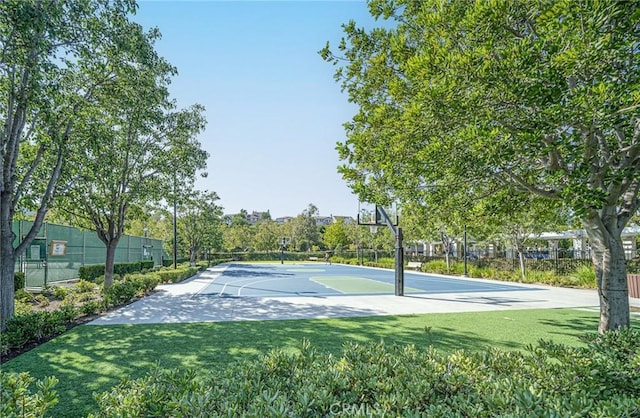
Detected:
left=311, top=276, right=422, bottom=294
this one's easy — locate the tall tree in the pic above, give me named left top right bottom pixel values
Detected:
left=59, top=21, right=208, bottom=287
left=323, top=218, right=351, bottom=251
left=178, top=191, right=223, bottom=265
left=323, top=0, right=640, bottom=332
left=291, top=203, right=320, bottom=251
left=253, top=220, right=280, bottom=252
left=0, top=0, right=140, bottom=329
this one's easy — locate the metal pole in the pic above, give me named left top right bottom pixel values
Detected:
left=44, top=222, right=48, bottom=287
left=463, top=224, right=468, bottom=277
left=173, top=190, right=177, bottom=270
left=395, top=227, right=404, bottom=296
left=280, top=238, right=285, bottom=264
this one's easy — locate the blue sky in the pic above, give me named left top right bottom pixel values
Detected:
left=132, top=1, right=380, bottom=218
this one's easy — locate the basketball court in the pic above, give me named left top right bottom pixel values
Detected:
left=89, top=262, right=604, bottom=325
left=197, top=262, right=534, bottom=298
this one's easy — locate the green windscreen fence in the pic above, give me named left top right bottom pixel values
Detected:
left=13, top=220, right=164, bottom=288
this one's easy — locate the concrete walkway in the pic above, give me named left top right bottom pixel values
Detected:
left=88, top=265, right=640, bottom=325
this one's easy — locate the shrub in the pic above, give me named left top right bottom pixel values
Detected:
left=422, top=260, right=452, bottom=274
left=14, top=288, right=34, bottom=303
left=102, top=274, right=160, bottom=308
left=568, top=265, right=597, bottom=288
left=51, top=286, right=68, bottom=300
left=79, top=262, right=154, bottom=281
left=78, top=264, right=105, bottom=282
left=102, top=281, right=137, bottom=308
left=154, top=267, right=198, bottom=284
left=2, top=312, right=67, bottom=353
left=34, top=294, right=49, bottom=307
left=80, top=301, right=102, bottom=316
left=73, top=279, right=97, bottom=294
left=14, top=271, right=25, bottom=290
left=91, top=330, right=640, bottom=417
left=0, top=372, right=58, bottom=418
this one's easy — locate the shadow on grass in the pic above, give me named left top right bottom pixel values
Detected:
left=3, top=308, right=612, bottom=418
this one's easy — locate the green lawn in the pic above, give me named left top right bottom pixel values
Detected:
left=4, top=308, right=637, bottom=417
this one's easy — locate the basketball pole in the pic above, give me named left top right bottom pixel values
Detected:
left=375, top=205, right=404, bottom=297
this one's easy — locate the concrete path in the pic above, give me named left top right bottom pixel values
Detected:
left=89, top=264, right=640, bottom=325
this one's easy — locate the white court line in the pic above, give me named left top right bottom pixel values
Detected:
left=309, top=278, right=342, bottom=293
left=236, top=277, right=302, bottom=296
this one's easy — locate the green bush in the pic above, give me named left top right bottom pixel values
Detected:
left=102, top=281, right=137, bottom=308
left=80, top=301, right=102, bottom=316
left=79, top=261, right=155, bottom=281
left=73, top=279, right=97, bottom=294
left=14, top=288, right=34, bottom=303
left=0, top=372, right=58, bottom=418
left=422, top=260, right=452, bottom=274
left=14, top=271, right=25, bottom=290
left=162, top=257, right=189, bottom=267
left=1, top=312, right=68, bottom=354
left=568, top=265, right=597, bottom=287
left=154, top=267, right=198, bottom=284
left=51, top=286, right=68, bottom=300
left=102, top=273, right=160, bottom=308
left=78, top=264, right=105, bottom=281
left=91, top=330, right=640, bottom=417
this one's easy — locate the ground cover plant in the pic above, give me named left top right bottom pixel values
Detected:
left=4, top=308, right=639, bottom=417
left=90, top=330, right=640, bottom=417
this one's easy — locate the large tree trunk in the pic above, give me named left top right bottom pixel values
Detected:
left=0, top=199, right=16, bottom=330
left=189, top=246, right=197, bottom=267
left=104, top=240, right=119, bottom=288
left=584, top=215, right=630, bottom=333
left=590, top=236, right=630, bottom=332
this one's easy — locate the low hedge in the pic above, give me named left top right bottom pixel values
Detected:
left=162, top=258, right=189, bottom=267
left=90, top=330, right=640, bottom=417
left=79, top=261, right=155, bottom=282
left=153, top=267, right=198, bottom=284
left=1, top=305, right=78, bottom=356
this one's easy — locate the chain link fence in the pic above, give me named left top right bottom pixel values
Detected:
left=13, top=220, right=164, bottom=288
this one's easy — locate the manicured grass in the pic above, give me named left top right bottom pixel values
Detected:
left=4, top=308, right=637, bottom=417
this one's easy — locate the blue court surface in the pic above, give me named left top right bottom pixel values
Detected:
left=200, top=263, right=539, bottom=298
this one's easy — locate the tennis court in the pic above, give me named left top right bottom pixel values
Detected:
left=198, top=262, right=538, bottom=298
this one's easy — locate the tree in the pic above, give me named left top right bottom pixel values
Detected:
left=290, top=204, right=320, bottom=251
left=59, top=29, right=208, bottom=288
left=477, top=191, right=570, bottom=279
left=323, top=0, right=640, bottom=332
left=0, top=0, right=143, bottom=329
left=323, top=218, right=351, bottom=251
left=178, top=191, right=223, bottom=264
left=231, top=209, right=249, bottom=227
left=126, top=208, right=174, bottom=256
left=222, top=225, right=253, bottom=252
left=253, top=220, right=280, bottom=252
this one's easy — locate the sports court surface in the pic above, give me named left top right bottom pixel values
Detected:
left=89, top=262, right=607, bottom=325
left=198, top=262, right=535, bottom=298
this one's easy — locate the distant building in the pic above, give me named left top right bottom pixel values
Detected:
left=314, top=216, right=333, bottom=226
left=332, top=215, right=355, bottom=225
left=223, top=210, right=270, bottom=226
left=275, top=216, right=294, bottom=224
